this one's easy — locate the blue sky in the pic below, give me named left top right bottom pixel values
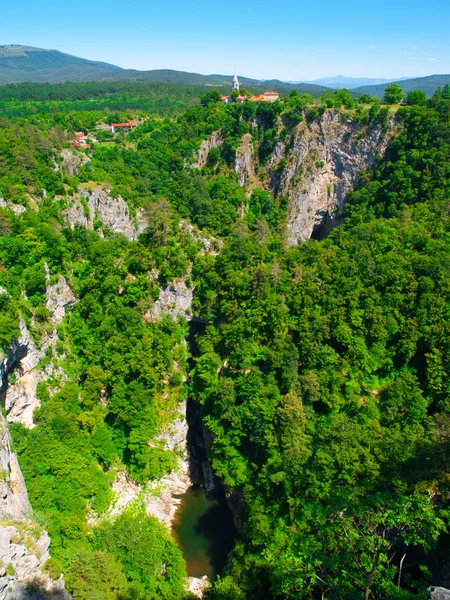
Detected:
left=2, top=0, right=449, bottom=80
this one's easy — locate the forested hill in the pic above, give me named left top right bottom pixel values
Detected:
left=354, top=73, right=450, bottom=97
left=0, top=44, right=328, bottom=96
left=0, top=83, right=450, bottom=599
left=0, top=44, right=123, bottom=84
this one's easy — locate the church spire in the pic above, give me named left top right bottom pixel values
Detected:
left=233, top=72, right=240, bottom=91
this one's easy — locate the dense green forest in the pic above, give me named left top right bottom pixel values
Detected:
left=1, top=81, right=450, bottom=599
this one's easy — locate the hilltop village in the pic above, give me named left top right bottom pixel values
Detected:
left=69, top=78, right=278, bottom=147
left=220, top=73, right=279, bottom=104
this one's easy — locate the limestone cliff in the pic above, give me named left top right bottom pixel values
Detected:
left=0, top=200, right=26, bottom=216
left=279, top=111, right=394, bottom=243
left=58, top=149, right=89, bottom=177
left=192, top=132, right=223, bottom=169
left=234, top=133, right=256, bottom=187
left=429, top=588, right=450, bottom=600
left=103, top=401, right=193, bottom=528
left=231, top=110, right=395, bottom=244
left=64, top=187, right=146, bottom=241
left=0, top=520, right=70, bottom=600
left=0, top=415, right=29, bottom=520
left=145, top=279, right=194, bottom=322
left=0, top=399, right=70, bottom=598
left=2, top=274, right=75, bottom=428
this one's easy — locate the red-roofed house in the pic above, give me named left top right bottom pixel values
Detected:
left=250, top=92, right=280, bottom=103
left=111, top=121, right=137, bottom=133
left=70, top=141, right=91, bottom=149
left=263, top=91, right=280, bottom=102
left=220, top=96, right=232, bottom=104
left=70, top=131, right=90, bottom=148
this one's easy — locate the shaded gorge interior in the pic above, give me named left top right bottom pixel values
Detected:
left=170, top=322, right=237, bottom=580
left=171, top=398, right=237, bottom=580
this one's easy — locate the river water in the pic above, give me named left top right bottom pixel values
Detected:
left=172, top=485, right=236, bottom=579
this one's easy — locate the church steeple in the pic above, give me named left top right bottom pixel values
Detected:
left=233, top=72, right=240, bottom=91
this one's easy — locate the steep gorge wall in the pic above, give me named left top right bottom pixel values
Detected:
left=64, top=187, right=147, bottom=241
left=231, top=110, right=395, bottom=244
left=281, top=111, right=394, bottom=243
left=0, top=273, right=74, bottom=599
left=0, top=413, right=70, bottom=599
left=1, top=273, right=75, bottom=428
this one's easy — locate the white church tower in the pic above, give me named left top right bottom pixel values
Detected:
left=233, top=72, right=240, bottom=91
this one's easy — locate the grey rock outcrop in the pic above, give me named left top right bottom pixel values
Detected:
left=2, top=274, right=75, bottom=428
left=0, top=200, right=26, bottom=216
left=178, top=221, right=221, bottom=255
left=0, top=400, right=70, bottom=598
left=64, top=187, right=146, bottom=241
left=106, top=402, right=193, bottom=529
left=429, top=587, right=450, bottom=600
left=58, top=150, right=89, bottom=176
left=145, top=280, right=193, bottom=322
left=0, top=415, right=30, bottom=520
left=144, top=402, right=193, bottom=527
left=234, top=133, right=255, bottom=187
left=192, top=133, right=222, bottom=169
left=187, top=576, right=209, bottom=598
left=278, top=111, right=394, bottom=244
left=0, top=522, right=71, bottom=600
left=46, top=276, right=76, bottom=326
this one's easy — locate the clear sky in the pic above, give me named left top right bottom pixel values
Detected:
left=2, top=0, right=449, bottom=80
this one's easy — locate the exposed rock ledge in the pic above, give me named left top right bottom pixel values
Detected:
left=1, top=274, right=76, bottom=428
left=0, top=416, right=30, bottom=520
left=429, top=588, right=450, bottom=600
left=145, top=280, right=194, bottom=323
left=234, top=132, right=255, bottom=187
left=279, top=111, right=395, bottom=243
left=187, top=576, right=209, bottom=598
left=63, top=187, right=146, bottom=241
left=0, top=415, right=71, bottom=599
left=0, top=199, right=26, bottom=216
left=192, top=132, right=223, bottom=169
left=57, top=149, right=89, bottom=177
left=105, top=404, right=209, bottom=597
left=0, top=523, right=70, bottom=600
left=110, top=402, right=193, bottom=528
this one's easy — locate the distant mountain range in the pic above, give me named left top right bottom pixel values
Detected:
left=353, top=75, right=450, bottom=98
left=299, top=75, right=412, bottom=89
left=1, top=45, right=449, bottom=99
left=0, top=45, right=328, bottom=96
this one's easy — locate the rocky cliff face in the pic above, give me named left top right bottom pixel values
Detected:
left=104, top=401, right=193, bottom=529
left=145, top=279, right=194, bottom=322
left=192, top=133, right=222, bottom=169
left=0, top=395, right=70, bottom=598
left=0, top=415, right=30, bottom=520
left=58, top=149, right=89, bottom=177
left=0, top=199, right=26, bottom=216
left=231, top=110, right=395, bottom=244
left=234, top=133, right=255, bottom=187
left=429, top=588, right=450, bottom=600
left=64, top=187, right=146, bottom=241
left=276, top=111, right=394, bottom=244
left=0, top=521, right=70, bottom=600
left=2, top=274, right=75, bottom=428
